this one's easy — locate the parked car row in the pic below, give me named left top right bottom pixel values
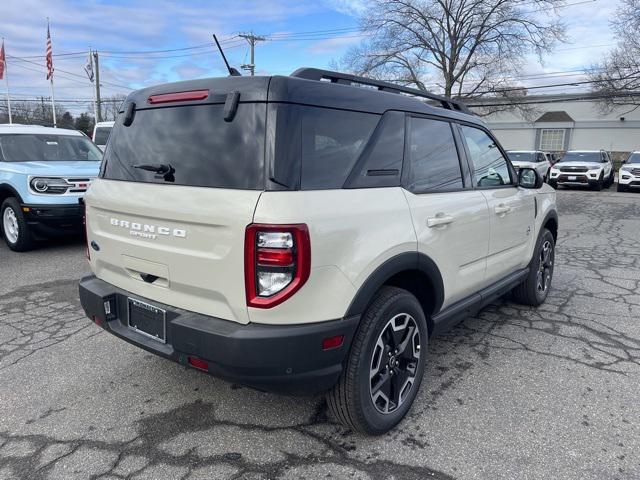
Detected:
left=508, top=148, right=640, bottom=193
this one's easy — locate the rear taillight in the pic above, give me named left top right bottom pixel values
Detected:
left=245, top=224, right=311, bottom=308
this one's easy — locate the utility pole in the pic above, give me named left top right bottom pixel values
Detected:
left=93, top=50, right=102, bottom=122
left=239, top=32, right=265, bottom=76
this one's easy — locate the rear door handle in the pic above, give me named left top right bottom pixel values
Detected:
left=427, top=214, right=454, bottom=228
left=494, top=204, right=512, bottom=215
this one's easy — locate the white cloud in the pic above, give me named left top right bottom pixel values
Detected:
left=323, top=0, right=370, bottom=16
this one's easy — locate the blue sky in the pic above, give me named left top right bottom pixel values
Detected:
left=0, top=0, right=623, bottom=114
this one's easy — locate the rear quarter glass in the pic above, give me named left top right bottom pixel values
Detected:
left=102, top=103, right=266, bottom=190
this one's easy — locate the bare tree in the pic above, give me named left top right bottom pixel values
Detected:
left=338, top=0, right=566, bottom=99
left=99, top=95, right=127, bottom=122
left=590, top=0, right=640, bottom=112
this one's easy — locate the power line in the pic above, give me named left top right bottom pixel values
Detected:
left=469, top=91, right=640, bottom=107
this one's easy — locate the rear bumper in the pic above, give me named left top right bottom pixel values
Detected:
left=22, top=203, right=84, bottom=236
left=78, top=275, right=359, bottom=395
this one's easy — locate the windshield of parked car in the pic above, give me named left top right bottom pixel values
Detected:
left=626, top=153, right=640, bottom=164
left=93, top=127, right=112, bottom=145
left=0, top=134, right=103, bottom=162
left=558, top=152, right=601, bottom=163
left=507, top=152, right=535, bottom=162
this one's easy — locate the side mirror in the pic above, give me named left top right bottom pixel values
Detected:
left=518, top=168, right=543, bottom=189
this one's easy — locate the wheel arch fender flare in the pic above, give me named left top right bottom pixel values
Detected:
left=540, top=209, right=559, bottom=242
left=345, top=252, right=445, bottom=318
left=0, top=183, right=24, bottom=205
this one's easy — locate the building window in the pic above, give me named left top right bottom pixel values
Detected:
left=539, top=129, right=565, bottom=151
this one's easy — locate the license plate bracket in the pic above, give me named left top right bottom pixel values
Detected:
left=568, top=175, right=577, bottom=181
left=127, top=298, right=166, bottom=343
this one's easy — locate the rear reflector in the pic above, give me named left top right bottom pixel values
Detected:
left=322, top=335, right=344, bottom=351
left=187, top=356, right=209, bottom=371
left=257, top=248, right=294, bottom=266
left=148, top=89, right=209, bottom=104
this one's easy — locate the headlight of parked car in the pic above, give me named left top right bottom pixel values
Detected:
left=620, top=165, right=632, bottom=172
left=29, top=177, right=70, bottom=194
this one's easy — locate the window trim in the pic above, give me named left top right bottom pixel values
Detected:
left=401, top=114, right=469, bottom=195
left=456, top=123, right=518, bottom=191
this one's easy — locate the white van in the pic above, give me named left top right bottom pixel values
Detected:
left=92, top=121, right=115, bottom=151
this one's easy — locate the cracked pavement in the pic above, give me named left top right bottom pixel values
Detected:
left=1, top=189, right=639, bottom=479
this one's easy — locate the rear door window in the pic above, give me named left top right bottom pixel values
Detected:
left=405, top=117, right=463, bottom=193
left=102, top=103, right=265, bottom=189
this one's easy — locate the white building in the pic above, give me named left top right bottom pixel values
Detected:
left=480, top=94, right=640, bottom=160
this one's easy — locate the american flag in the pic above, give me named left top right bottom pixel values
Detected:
left=45, top=23, right=54, bottom=80
left=0, top=41, right=6, bottom=81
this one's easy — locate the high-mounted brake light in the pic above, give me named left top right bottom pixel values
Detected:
left=245, top=224, right=311, bottom=308
left=147, top=89, right=209, bottom=105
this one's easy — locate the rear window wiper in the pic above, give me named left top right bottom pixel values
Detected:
left=133, top=163, right=175, bottom=182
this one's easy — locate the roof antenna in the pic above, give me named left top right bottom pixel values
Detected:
left=213, top=34, right=241, bottom=77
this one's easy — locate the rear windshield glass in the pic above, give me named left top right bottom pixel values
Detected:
left=558, top=152, right=601, bottom=163
left=507, top=152, right=535, bottom=162
left=94, top=127, right=112, bottom=145
left=0, top=134, right=102, bottom=162
left=102, top=103, right=265, bottom=189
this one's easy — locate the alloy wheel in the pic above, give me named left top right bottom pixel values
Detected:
left=369, top=313, right=421, bottom=414
left=537, top=240, right=554, bottom=293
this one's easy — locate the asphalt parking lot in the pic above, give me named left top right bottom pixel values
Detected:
left=0, top=189, right=639, bottom=480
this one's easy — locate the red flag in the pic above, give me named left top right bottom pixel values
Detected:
left=0, top=41, right=5, bottom=81
left=46, top=23, right=54, bottom=80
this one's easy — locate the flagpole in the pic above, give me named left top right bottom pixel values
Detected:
left=90, top=48, right=98, bottom=124
left=45, top=18, right=56, bottom=127
left=49, top=77, right=57, bottom=128
left=2, top=38, right=12, bottom=124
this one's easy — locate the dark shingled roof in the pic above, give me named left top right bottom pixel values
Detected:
left=535, top=111, right=574, bottom=123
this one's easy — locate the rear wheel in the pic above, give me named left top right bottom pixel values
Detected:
left=548, top=179, right=558, bottom=189
left=512, top=229, right=555, bottom=306
left=1, top=197, right=34, bottom=252
left=327, top=286, right=428, bottom=435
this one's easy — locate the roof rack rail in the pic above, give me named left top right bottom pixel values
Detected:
left=291, top=68, right=472, bottom=115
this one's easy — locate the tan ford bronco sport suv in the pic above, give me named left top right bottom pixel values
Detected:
left=79, top=68, right=558, bottom=434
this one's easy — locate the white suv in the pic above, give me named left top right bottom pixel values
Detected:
left=549, top=150, right=614, bottom=190
left=618, top=151, right=640, bottom=192
left=79, top=69, right=558, bottom=434
left=506, top=150, right=552, bottom=181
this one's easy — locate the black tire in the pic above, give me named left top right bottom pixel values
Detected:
left=512, top=229, right=555, bottom=306
left=605, top=171, right=614, bottom=188
left=617, top=183, right=627, bottom=192
left=327, top=286, right=428, bottom=435
left=548, top=180, right=558, bottom=189
left=590, top=174, right=603, bottom=191
left=1, top=197, right=34, bottom=252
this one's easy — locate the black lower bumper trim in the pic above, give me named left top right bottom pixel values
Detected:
left=79, top=275, right=359, bottom=395
left=23, top=203, right=84, bottom=236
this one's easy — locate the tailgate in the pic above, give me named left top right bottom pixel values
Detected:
left=85, top=179, right=260, bottom=324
